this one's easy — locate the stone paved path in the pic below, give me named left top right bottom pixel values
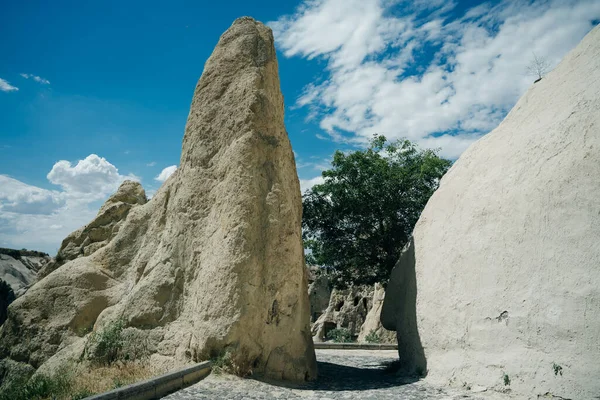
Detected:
left=163, top=350, right=511, bottom=399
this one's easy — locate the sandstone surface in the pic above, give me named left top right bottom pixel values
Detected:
left=306, top=267, right=331, bottom=323
left=382, top=25, right=600, bottom=399
left=38, top=180, right=147, bottom=279
left=0, top=17, right=316, bottom=383
left=312, top=286, right=373, bottom=342
left=357, top=284, right=396, bottom=343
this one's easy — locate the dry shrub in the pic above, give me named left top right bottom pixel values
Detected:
left=211, top=347, right=255, bottom=377
left=70, top=361, right=159, bottom=395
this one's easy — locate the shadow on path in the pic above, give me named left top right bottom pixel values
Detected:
left=256, top=359, right=419, bottom=392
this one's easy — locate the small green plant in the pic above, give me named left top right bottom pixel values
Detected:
left=326, top=328, right=353, bottom=343
left=552, top=362, right=563, bottom=376
left=71, top=389, right=95, bottom=400
left=503, top=372, right=511, bottom=386
left=211, top=350, right=233, bottom=375
left=82, top=319, right=125, bottom=365
left=0, top=366, right=73, bottom=400
left=210, top=347, right=254, bottom=377
left=364, top=330, right=381, bottom=343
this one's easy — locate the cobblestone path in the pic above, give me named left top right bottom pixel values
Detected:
left=163, top=349, right=510, bottom=399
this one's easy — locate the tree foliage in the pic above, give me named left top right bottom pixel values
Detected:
left=0, top=279, right=15, bottom=326
left=302, top=135, right=452, bottom=288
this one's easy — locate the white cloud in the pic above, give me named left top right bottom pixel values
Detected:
left=0, top=155, right=139, bottom=254
left=300, top=176, right=325, bottom=194
left=47, top=154, right=139, bottom=199
left=20, top=73, right=50, bottom=85
left=0, top=175, right=65, bottom=215
left=0, top=78, right=18, bottom=92
left=271, top=0, right=600, bottom=159
left=146, top=161, right=157, bottom=167
left=155, top=165, right=177, bottom=182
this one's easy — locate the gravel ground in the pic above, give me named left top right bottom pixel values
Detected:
left=163, top=349, right=511, bottom=399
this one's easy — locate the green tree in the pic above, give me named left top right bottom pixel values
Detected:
left=302, top=135, right=451, bottom=287
left=0, top=279, right=15, bottom=326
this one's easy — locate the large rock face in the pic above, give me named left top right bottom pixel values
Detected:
left=0, top=17, right=316, bottom=382
left=38, top=180, right=147, bottom=279
left=382, top=25, right=600, bottom=399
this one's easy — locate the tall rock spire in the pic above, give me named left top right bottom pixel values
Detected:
left=0, top=17, right=317, bottom=382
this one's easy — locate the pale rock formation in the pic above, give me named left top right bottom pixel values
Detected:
left=382, top=25, right=600, bottom=399
left=38, top=180, right=147, bottom=279
left=311, top=286, right=373, bottom=342
left=357, top=284, right=395, bottom=343
left=0, top=17, right=316, bottom=382
left=306, top=267, right=331, bottom=322
left=0, top=249, right=49, bottom=294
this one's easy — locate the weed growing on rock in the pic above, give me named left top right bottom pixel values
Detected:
left=82, top=320, right=125, bottom=365
left=210, top=348, right=254, bottom=377
left=552, top=362, right=563, bottom=376
left=503, top=373, right=511, bottom=386
left=365, top=330, right=381, bottom=343
left=81, top=320, right=150, bottom=365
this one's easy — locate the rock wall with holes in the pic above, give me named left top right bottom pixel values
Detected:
left=382, top=25, right=600, bottom=399
left=309, top=284, right=395, bottom=343
left=311, top=286, right=373, bottom=342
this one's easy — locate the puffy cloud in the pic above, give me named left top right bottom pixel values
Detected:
left=47, top=154, right=138, bottom=199
left=0, top=78, right=18, bottom=92
left=271, top=0, right=600, bottom=159
left=0, top=175, right=65, bottom=215
left=0, top=155, right=139, bottom=254
left=155, top=165, right=177, bottom=182
left=20, top=73, right=50, bottom=85
left=300, top=176, right=325, bottom=194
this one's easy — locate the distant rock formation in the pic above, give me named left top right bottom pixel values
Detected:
left=382, top=25, right=600, bottom=399
left=312, top=285, right=373, bottom=342
left=38, top=180, right=147, bottom=279
left=310, top=282, right=395, bottom=343
left=0, top=248, right=50, bottom=326
left=0, top=17, right=316, bottom=382
left=306, top=267, right=331, bottom=322
left=357, top=284, right=395, bottom=343
left=0, top=248, right=50, bottom=296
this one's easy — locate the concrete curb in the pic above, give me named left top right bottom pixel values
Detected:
left=314, top=343, right=398, bottom=350
left=85, top=361, right=212, bottom=400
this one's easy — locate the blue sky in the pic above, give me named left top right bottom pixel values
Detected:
left=1, top=0, right=599, bottom=254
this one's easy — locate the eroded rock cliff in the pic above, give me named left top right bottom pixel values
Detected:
left=38, top=180, right=147, bottom=279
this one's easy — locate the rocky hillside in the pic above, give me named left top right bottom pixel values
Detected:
left=382, top=24, right=600, bottom=399
left=38, top=180, right=147, bottom=279
left=0, top=248, right=50, bottom=295
left=0, top=17, right=316, bottom=383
